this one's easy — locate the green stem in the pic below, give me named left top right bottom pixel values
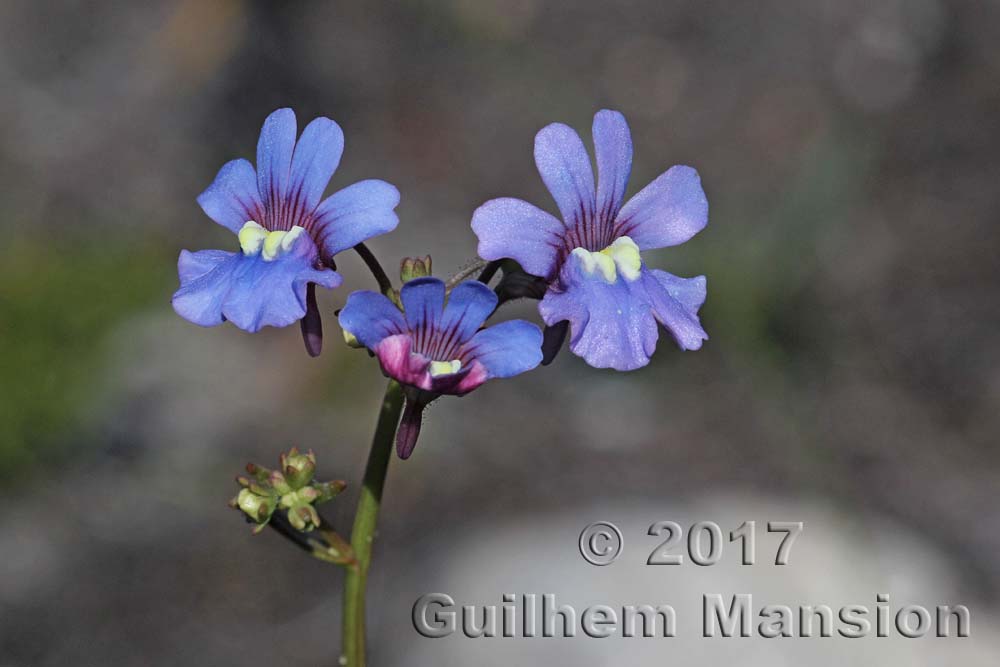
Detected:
left=342, top=380, right=404, bottom=667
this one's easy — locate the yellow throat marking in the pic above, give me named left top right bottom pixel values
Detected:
left=238, top=221, right=306, bottom=261
left=428, top=359, right=463, bottom=377
left=571, top=236, right=642, bottom=283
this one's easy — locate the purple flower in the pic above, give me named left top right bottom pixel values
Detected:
left=339, top=277, right=542, bottom=458
left=471, top=109, right=708, bottom=371
left=172, top=108, right=399, bottom=355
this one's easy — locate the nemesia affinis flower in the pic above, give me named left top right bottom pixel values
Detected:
left=172, top=108, right=400, bottom=354
left=471, top=109, right=708, bottom=371
left=339, top=277, right=543, bottom=458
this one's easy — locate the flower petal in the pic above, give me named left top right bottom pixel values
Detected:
left=538, top=253, right=660, bottom=370
left=172, top=250, right=241, bottom=326
left=438, top=280, right=498, bottom=348
left=534, top=122, right=596, bottom=228
left=593, top=109, right=633, bottom=223
left=196, top=159, right=264, bottom=233
left=311, top=179, right=400, bottom=258
left=372, top=334, right=482, bottom=396
left=289, top=117, right=344, bottom=218
left=171, top=233, right=341, bottom=333
left=463, top=319, right=543, bottom=379
left=450, top=360, right=490, bottom=395
left=338, top=290, right=406, bottom=349
left=256, top=108, right=297, bottom=215
left=614, top=165, right=708, bottom=250
left=642, top=269, right=708, bottom=350
left=471, top=198, right=564, bottom=279
left=374, top=334, right=431, bottom=389
left=399, top=276, right=446, bottom=336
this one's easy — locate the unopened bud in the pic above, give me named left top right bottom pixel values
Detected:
left=246, top=462, right=270, bottom=483
left=268, top=470, right=292, bottom=495
left=287, top=504, right=321, bottom=532
left=282, top=449, right=317, bottom=490
left=235, top=488, right=277, bottom=524
left=321, top=530, right=356, bottom=565
left=316, top=479, right=347, bottom=502
left=298, top=486, right=320, bottom=502
left=400, top=255, right=432, bottom=283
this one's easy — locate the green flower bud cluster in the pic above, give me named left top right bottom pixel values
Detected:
left=231, top=448, right=347, bottom=533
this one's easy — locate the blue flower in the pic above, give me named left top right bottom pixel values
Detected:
left=339, top=277, right=542, bottom=458
left=471, top=109, right=708, bottom=371
left=172, top=108, right=400, bottom=353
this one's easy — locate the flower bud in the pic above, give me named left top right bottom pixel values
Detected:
left=268, top=470, right=292, bottom=495
left=235, top=488, right=277, bottom=524
left=297, top=486, right=320, bottom=502
left=321, top=530, right=356, bottom=565
left=287, top=504, right=321, bottom=532
left=400, top=255, right=432, bottom=283
left=315, top=479, right=347, bottom=502
left=281, top=448, right=317, bottom=490
left=245, top=462, right=270, bottom=483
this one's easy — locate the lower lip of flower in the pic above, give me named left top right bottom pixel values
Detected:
left=238, top=221, right=306, bottom=261
left=569, top=235, right=642, bottom=284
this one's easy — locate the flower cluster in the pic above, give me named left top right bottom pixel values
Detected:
left=174, top=107, right=708, bottom=457
left=232, top=448, right=347, bottom=532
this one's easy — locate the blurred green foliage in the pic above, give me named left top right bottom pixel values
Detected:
left=702, top=126, right=876, bottom=371
left=0, top=236, right=172, bottom=476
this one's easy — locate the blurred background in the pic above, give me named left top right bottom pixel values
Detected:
left=2, top=0, right=999, bottom=664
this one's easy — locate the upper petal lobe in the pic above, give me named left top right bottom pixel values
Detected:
left=399, top=277, right=446, bottom=335
left=471, top=197, right=564, bottom=280
left=338, top=290, right=407, bottom=349
left=534, top=122, right=596, bottom=228
left=463, top=319, right=543, bottom=379
left=593, top=109, right=633, bottom=223
left=256, top=108, right=298, bottom=214
left=311, top=179, right=400, bottom=258
left=614, top=165, right=708, bottom=250
left=288, top=117, right=345, bottom=219
left=196, top=159, right=264, bottom=233
left=439, top=280, right=498, bottom=347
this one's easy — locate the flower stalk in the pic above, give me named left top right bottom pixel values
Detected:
left=353, top=242, right=394, bottom=296
left=341, top=379, right=405, bottom=667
